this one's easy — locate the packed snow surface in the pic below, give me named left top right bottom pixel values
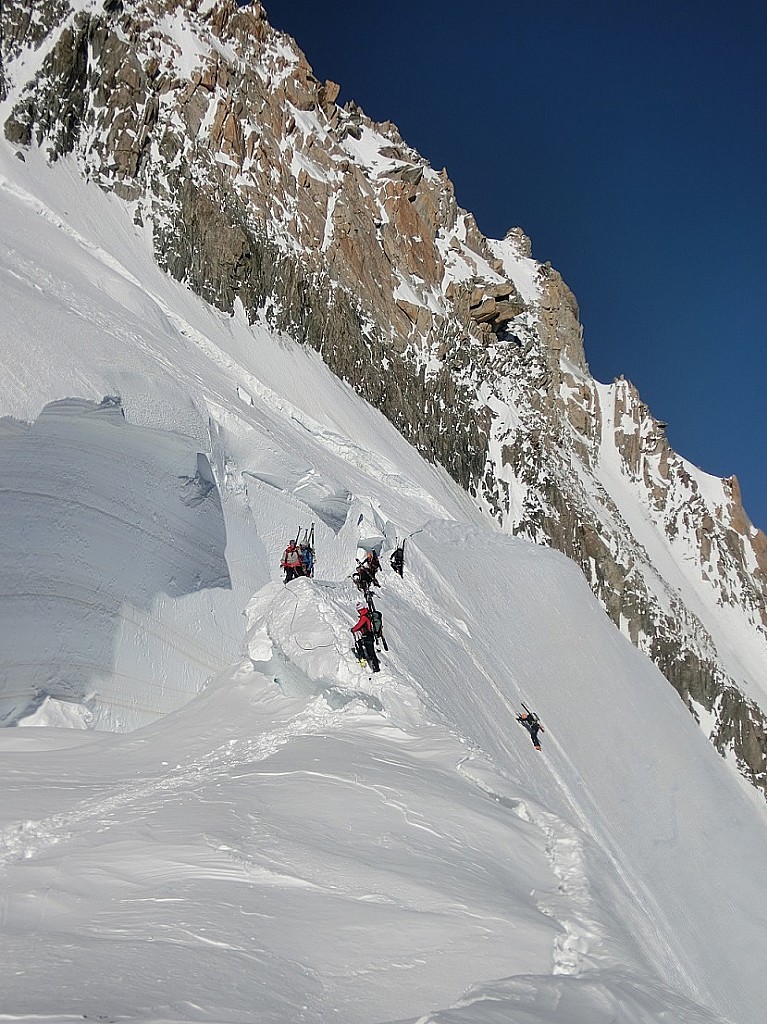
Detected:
left=0, top=148, right=766, bottom=1024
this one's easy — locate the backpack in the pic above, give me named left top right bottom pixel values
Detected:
left=370, top=609, right=384, bottom=639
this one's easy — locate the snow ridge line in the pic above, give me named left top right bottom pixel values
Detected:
left=0, top=691, right=348, bottom=870
left=541, top=730, right=711, bottom=1009
left=457, top=761, right=604, bottom=978
left=514, top=800, right=603, bottom=976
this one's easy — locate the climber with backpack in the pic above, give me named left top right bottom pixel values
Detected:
left=280, top=539, right=304, bottom=583
left=353, top=555, right=378, bottom=596
left=517, top=705, right=545, bottom=751
left=390, top=541, right=404, bottom=577
left=350, top=602, right=380, bottom=673
left=367, top=595, right=388, bottom=651
left=299, top=543, right=314, bottom=577
left=298, top=523, right=315, bottom=578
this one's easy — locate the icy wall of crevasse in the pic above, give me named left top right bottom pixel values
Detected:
left=1, top=0, right=765, bottom=792
left=0, top=396, right=234, bottom=729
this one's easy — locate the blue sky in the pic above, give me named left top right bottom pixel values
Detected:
left=264, top=1, right=766, bottom=531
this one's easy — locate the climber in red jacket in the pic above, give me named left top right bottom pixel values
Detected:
left=350, top=602, right=380, bottom=673
left=280, top=540, right=304, bottom=583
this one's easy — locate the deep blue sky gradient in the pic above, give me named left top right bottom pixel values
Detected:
left=264, top=1, right=766, bottom=530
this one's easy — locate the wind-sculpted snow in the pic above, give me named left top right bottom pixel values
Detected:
left=0, top=396, right=232, bottom=729
left=415, top=971, right=728, bottom=1024
left=0, top=144, right=765, bottom=1024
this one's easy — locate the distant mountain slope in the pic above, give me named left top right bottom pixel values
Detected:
left=1, top=0, right=765, bottom=796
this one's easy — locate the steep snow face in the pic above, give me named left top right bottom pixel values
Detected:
left=1, top=144, right=767, bottom=1024
left=477, top=328, right=767, bottom=789
left=3, top=0, right=765, bottom=796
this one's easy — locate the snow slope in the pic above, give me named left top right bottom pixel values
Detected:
left=0, top=147, right=766, bottom=1024
left=594, top=379, right=767, bottom=708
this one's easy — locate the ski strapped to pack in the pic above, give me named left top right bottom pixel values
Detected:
left=517, top=702, right=544, bottom=749
left=295, top=522, right=315, bottom=577
left=366, top=594, right=388, bottom=651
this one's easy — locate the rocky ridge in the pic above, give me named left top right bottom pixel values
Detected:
left=1, top=0, right=766, bottom=792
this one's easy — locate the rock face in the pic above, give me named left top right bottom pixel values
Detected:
left=3, top=0, right=766, bottom=793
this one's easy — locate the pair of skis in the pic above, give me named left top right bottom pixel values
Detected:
left=292, top=522, right=315, bottom=577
